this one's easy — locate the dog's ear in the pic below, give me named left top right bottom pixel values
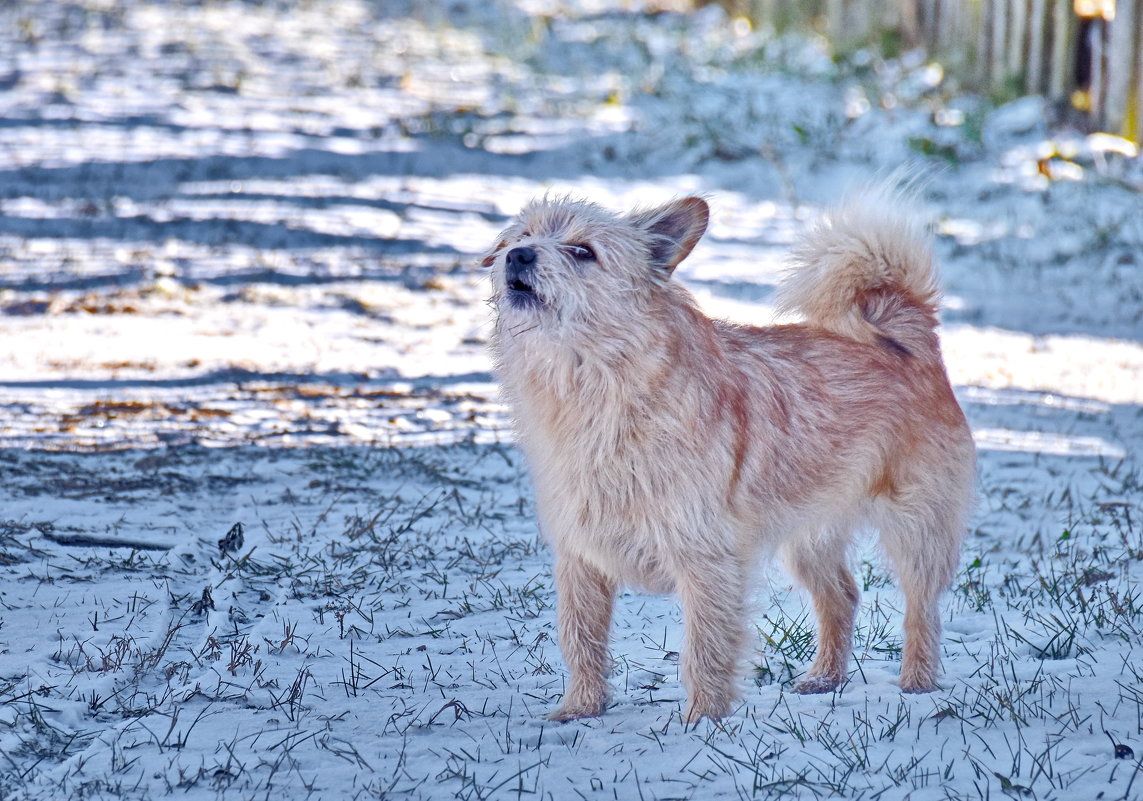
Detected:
left=627, top=197, right=709, bottom=273
left=481, top=239, right=508, bottom=268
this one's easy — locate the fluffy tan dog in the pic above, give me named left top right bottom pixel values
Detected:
left=485, top=188, right=975, bottom=723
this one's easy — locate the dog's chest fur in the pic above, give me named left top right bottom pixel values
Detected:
left=503, top=337, right=738, bottom=591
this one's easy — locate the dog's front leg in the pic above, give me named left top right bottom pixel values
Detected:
left=549, top=551, right=616, bottom=721
left=678, top=560, right=746, bottom=723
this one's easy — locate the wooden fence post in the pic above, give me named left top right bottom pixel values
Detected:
left=1104, top=0, right=1139, bottom=136
left=1137, top=0, right=1143, bottom=140
left=1048, top=0, right=1076, bottom=105
left=990, top=0, right=1008, bottom=87
left=1027, top=0, right=1048, bottom=93
left=1008, top=0, right=1029, bottom=87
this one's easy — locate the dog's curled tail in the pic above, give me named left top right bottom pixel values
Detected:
left=777, top=186, right=942, bottom=358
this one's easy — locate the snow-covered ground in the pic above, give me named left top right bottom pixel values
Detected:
left=0, top=1, right=1141, bottom=799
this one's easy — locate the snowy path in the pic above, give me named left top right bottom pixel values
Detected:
left=0, top=0, right=1139, bottom=451
left=1, top=2, right=1141, bottom=800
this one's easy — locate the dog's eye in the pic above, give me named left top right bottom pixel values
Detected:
left=566, top=244, right=595, bottom=262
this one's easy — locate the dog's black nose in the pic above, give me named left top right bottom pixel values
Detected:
left=506, top=247, right=537, bottom=288
left=506, top=247, right=536, bottom=272
left=504, top=246, right=541, bottom=308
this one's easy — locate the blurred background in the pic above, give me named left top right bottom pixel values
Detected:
left=711, top=0, right=1140, bottom=139
left=0, top=0, right=1139, bottom=452
left=1, top=7, right=1140, bottom=799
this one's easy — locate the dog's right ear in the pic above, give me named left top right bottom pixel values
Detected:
left=481, top=239, right=508, bottom=268
left=627, top=197, right=709, bottom=274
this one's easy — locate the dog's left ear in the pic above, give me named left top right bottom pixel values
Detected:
left=628, top=196, right=709, bottom=274
left=481, top=239, right=508, bottom=268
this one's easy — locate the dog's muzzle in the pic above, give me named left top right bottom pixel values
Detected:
left=505, top=247, right=541, bottom=308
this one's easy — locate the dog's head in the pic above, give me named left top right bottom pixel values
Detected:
left=485, top=195, right=709, bottom=339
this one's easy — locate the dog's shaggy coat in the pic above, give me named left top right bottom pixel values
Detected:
left=486, top=189, right=975, bottom=722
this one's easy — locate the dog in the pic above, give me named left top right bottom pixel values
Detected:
left=484, top=187, right=975, bottom=723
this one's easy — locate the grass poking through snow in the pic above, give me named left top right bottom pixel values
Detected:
left=1, top=440, right=1140, bottom=800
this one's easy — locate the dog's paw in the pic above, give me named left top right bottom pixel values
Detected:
left=791, top=675, right=842, bottom=695
left=548, top=701, right=605, bottom=722
left=549, top=686, right=608, bottom=721
left=683, top=694, right=732, bottom=724
left=898, top=666, right=938, bottom=694
left=898, top=678, right=938, bottom=694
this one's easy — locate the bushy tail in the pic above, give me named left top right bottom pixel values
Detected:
left=776, top=185, right=942, bottom=358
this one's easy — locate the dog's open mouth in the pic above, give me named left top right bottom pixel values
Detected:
left=506, top=276, right=542, bottom=308
left=503, top=246, right=543, bottom=309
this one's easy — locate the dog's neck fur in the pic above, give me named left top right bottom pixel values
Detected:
left=497, top=284, right=718, bottom=420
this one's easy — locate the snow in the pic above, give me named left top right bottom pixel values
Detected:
left=0, top=1, right=1141, bottom=799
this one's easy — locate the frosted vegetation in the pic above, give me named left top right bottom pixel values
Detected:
left=0, top=1, right=1140, bottom=799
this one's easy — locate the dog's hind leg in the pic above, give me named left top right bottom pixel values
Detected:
left=550, top=551, right=617, bottom=721
left=782, top=527, right=859, bottom=694
left=876, top=491, right=966, bottom=693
